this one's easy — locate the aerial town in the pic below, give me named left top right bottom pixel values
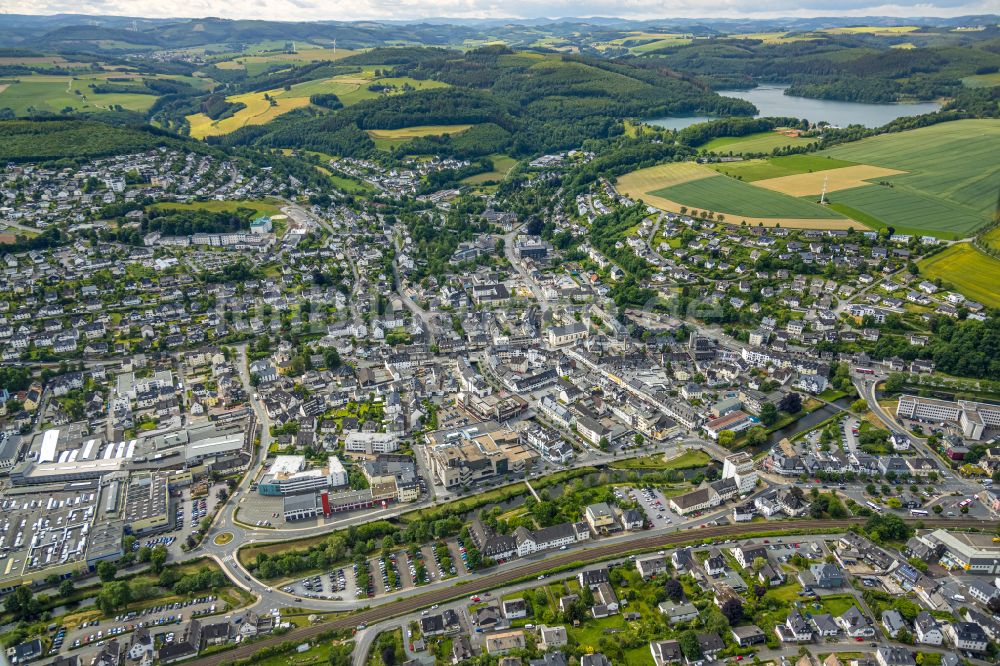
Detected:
left=1, top=134, right=998, bottom=666
left=6, top=8, right=1000, bottom=659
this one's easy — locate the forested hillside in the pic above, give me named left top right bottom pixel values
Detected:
left=635, top=34, right=1000, bottom=102
left=217, top=46, right=756, bottom=159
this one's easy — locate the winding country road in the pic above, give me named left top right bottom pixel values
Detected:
left=183, top=517, right=996, bottom=666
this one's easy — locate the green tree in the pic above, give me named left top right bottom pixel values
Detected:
left=150, top=545, right=168, bottom=573
left=759, top=403, right=778, bottom=426
left=3, top=586, right=40, bottom=621
left=58, top=578, right=75, bottom=598
left=97, top=560, right=117, bottom=582
left=96, top=581, right=132, bottom=614
left=680, top=631, right=702, bottom=661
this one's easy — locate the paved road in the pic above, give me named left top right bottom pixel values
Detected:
left=179, top=517, right=994, bottom=666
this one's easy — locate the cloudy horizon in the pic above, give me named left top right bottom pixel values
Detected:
left=4, top=0, right=1000, bottom=23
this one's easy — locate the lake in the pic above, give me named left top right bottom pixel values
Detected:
left=648, top=84, right=942, bottom=130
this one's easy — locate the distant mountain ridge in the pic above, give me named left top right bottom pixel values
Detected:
left=1, top=13, right=997, bottom=49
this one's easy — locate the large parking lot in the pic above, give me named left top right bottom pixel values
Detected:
left=282, top=536, right=468, bottom=601
left=282, top=566, right=357, bottom=601
left=614, top=485, right=676, bottom=529
left=62, top=597, right=222, bottom=659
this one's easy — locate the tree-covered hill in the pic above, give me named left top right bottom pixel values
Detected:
left=635, top=33, right=1000, bottom=102
left=217, top=46, right=756, bottom=159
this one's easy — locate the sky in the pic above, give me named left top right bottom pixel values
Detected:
left=5, top=0, right=1000, bottom=22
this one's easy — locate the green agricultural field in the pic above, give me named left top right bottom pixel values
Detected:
left=652, top=173, right=845, bottom=219
left=702, top=131, right=815, bottom=155
left=917, top=243, right=1000, bottom=308
left=0, top=75, right=157, bottom=115
left=829, top=185, right=983, bottom=238
left=821, top=119, right=1000, bottom=236
left=961, top=72, right=1000, bottom=88
left=709, top=154, right=858, bottom=181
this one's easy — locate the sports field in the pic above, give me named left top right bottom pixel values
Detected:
left=821, top=119, right=1000, bottom=237
left=917, top=243, right=1000, bottom=308
left=709, top=154, right=858, bottom=181
left=753, top=165, right=906, bottom=197
left=703, top=131, right=814, bottom=155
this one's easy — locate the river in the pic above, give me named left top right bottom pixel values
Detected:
left=648, top=84, right=942, bottom=130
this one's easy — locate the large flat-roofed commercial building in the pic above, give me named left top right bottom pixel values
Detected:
left=0, top=482, right=118, bottom=591
left=124, top=473, right=171, bottom=535
left=926, top=529, right=1000, bottom=574
left=896, top=395, right=1000, bottom=440
left=283, top=479, right=400, bottom=521
left=424, top=421, right=538, bottom=489
left=11, top=427, right=137, bottom=485
left=257, top=455, right=348, bottom=496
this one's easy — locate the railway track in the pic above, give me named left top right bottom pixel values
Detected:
left=189, top=517, right=996, bottom=666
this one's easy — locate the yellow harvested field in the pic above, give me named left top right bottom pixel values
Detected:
left=0, top=85, right=8, bottom=94
left=213, top=60, right=246, bottom=70
left=186, top=89, right=311, bottom=139
left=617, top=162, right=859, bottom=230
left=752, top=165, right=907, bottom=197
left=824, top=26, right=919, bottom=35
left=366, top=124, right=473, bottom=140
left=618, top=189, right=860, bottom=230
left=616, top=162, right=716, bottom=195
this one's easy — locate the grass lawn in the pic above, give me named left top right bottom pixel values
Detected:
left=462, top=154, right=518, bottom=184
left=709, top=154, right=858, bottom=182
left=400, top=481, right=529, bottom=522
left=703, top=131, right=814, bottom=155
left=569, top=614, right=628, bottom=651
left=817, top=388, right=850, bottom=402
left=815, top=593, right=858, bottom=617
left=918, top=243, right=1000, bottom=308
left=624, top=645, right=657, bottom=666
left=765, top=581, right=803, bottom=604
left=252, top=641, right=333, bottom=666
left=610, top=449, right=711, bottom=470
left=149, top=198, right=282, bottom=218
